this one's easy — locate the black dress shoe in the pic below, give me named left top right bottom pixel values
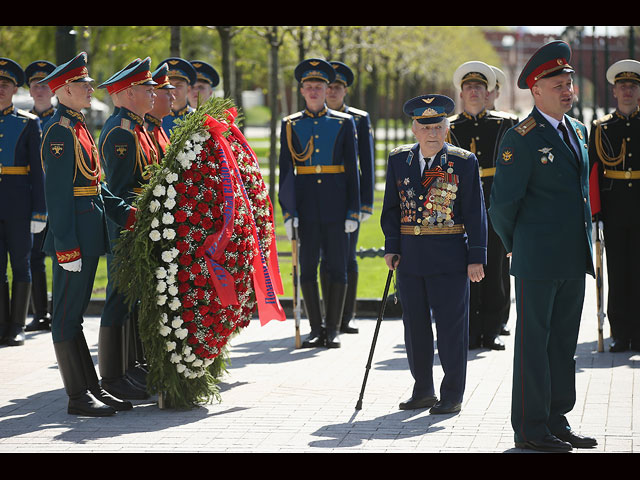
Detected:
left=399, top=395, right=438, bottom=410
left=515, top=434, right=572, bottom=452
left=482, top=336, right=506, bottom=351
left=501, top=324, right=511, bottom=336
left=429, top=400, right=461, bottom=414
left=301, top=329, right=325, bottom=348
left=554, top=430, right=597, bottom=448
left=609, top=339, right=630, bottom=352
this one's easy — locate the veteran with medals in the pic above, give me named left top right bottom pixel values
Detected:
left=588, top=59, right=640, bottom=352
left=278, top=58, right=360, bottom=349
left=489, top=41, right=596, bottom=452
left=39, top=53, right=137, bottom=416
left=448, top=61, right=517, bottom=351
left=381, top=94, right=487, bottom=414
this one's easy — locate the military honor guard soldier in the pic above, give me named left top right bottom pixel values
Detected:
left=160, top=57, right=197, bottom=136
left=588, top=59, right=640, bottom=352
left=278, top=58, right=360, bottom=349
left=0, top=58, right=45, bottom=347
left=98, top=58, right=159, bottom=401
left=489, top=40, right=597, bottom=452
left=145, top=62, right=176, bottom=160
left=39, top=52, right=138, bottom=416
left=188, top=60, right=219, bottom=108
left=23, top=60, right=57, bottom=333
left=381, top=94, right=487, bottom=414
left=319, top=61, right=375, bottom=334
left=448, top=61, right=516, bottom=351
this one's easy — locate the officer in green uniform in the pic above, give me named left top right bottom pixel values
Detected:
left=98, top=57, right=158, bottom=401
left=448, top=61, right=516, bottom=351
left=160, top=57, right=196, bottom=136
left=489, top=40, right=596, bottom=452
left=0, top=58, right=44, bottom=347
left=188, top=60, right=219, bottom=108
left=40, top=52, right=137, bottom=416
left=23, top=60, right=56, bottom=333
left=588, top=59, right=640, bottom=352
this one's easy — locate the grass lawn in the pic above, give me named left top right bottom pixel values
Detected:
left=8, top=134, right=394, bottom=300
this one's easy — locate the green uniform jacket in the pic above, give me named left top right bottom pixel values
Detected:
left=489, top=107, right=594, bottom=280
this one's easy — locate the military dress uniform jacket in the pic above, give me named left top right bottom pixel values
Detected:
left=0, top=105, right=45, bottom=224
left=588, top=107, right=640, bottom=227
left=162, top=104, right=194, bottom=137
left=41, top=104, right=135, bottom=264
left=381, top=142, right=488, bottom=276
left=448, top=109, right=518, bottom=205
left=278, top=106, right=360, bottom=225
left=489, top=107, right=594, bottom=280
left=145, top=114, right=170, bottom=160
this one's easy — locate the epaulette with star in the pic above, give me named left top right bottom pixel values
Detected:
left=389, top=144, right=413, bottom=156
left=515, top=116, right=536, bottom=136
left=446, top=144, right=472, bottom=159
left=284, top=111, right=303, bottom=122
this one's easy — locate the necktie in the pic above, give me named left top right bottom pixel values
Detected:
left=558, top=122, right=580, bottom=166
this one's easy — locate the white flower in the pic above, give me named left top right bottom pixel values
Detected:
left=176, top=363, right=186, bottom=373
left=150, top=217, right=160, bottom=228
left=184, top=353, right=196, bottom=363
left=175, top=328, right=188, bottom=340
left=153, top=184, right=166, bottom=197
left=171, top=318, right=183, bottom=329
left=170, top=247, right=179, bottom=259
left=168, top=284, right=178, bottom=296
left=160, top=313, right=168, bottom=324
left=159, top=325, right=171, bottom=337
left=156, top=294, right=167, bottom=306
left=149, top=230, right=161, bottom=242
left=168, top=263, right=178, bottom=275
left=166, top=172, right=178, bottom=183
left=166, top=185, right=177, bottom=198
left=203, top=358, right=214, bottom=367
left=166, top=341, right=176, bottom=352
left=162, top=228, right=176, bottom=240
left=155, top=267, right=167, bottom=279
left=156, top=281, right=167, bottom=293
left=168, top=298, right=181, bottom=311
left=149, top=200, right=160, bottom=212
left=192, top=359, right=203, bottom=368
left=170, top=353, right=182, bottom=363
left=164, top=198, right=176, bottom=210
left=182, top=346, right=192, bottom=355
left=162, top=212, right=174, bottom=225
left=161, top=250, right=174, bottom=263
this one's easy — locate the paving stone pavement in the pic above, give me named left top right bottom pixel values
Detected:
left=0, top=276, right=638, bottom=453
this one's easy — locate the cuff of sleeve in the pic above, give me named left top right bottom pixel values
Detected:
left=32, top=212, right=48, bottom=222
left=384, top=237, right=400, bottom=256
left=468, top=246, right=487, bottom=265
left=347, top=210, right=360, bottom=222
left=125, top=207, right=137, bottom=231
left=361, top=204, right=374, bottom=214
left=56, top=248, right=81, bottom=264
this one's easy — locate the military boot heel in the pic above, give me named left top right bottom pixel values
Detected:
left=98, top=326, right=149, bottom=400
left=26, top=271, right=51, bottom=332
left=300, top=282, right=325, bottom=348
left=326, top=282, right=348, bottom=348
left=7, top=282, right=31, bottom=346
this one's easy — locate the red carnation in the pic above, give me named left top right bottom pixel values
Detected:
left=177, top=270, right=190, bottom=283
left=177, top=225, right=190, bottom=237
left=201, top=217, right=213, bottom=230
left=174, top=210, right=188, bottom=223
left=189, top=212, right=201, bottom=225
left=197, top=202, right=209, bottom=214
left=192, top=231, right=203, bottom=243
left=187, top=185, right=199, bottom=197
left=194, top=274, right=207, bottom=287
left=175, top=182, right=187, bottom=194
left=182, top=309, right=194, bottom=322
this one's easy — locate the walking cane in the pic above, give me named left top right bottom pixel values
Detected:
left=292, top=226, right=302, bottom=349
left=355, top=255, right=398, bottom=410
left=595, top=220, right=605, bottom=353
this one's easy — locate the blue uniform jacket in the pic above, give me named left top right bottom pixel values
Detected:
left=381, top=142, right=487, bottom=276
left=0, top=105, right=45, bottom=223
left=278, top=105, right=360, bottom=225
left=489, top=107, right=594, bottom=280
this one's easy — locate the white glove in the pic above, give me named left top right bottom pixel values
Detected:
left=31, top=220, right=46, bottom=234
left=359, top=212, right=371, bottom=222
left=345, top=219, right=358, bottom=233
left=61, top=258, right=82, bottom=272
left=284, top=217, right=299, bottom=240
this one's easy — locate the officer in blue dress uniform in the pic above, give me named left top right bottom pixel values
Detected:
left=278, top=58, right=360, bottom=349
left=588, top=59, right=640, bottom=352
left=23, top=60, right=56, bottom=333
left=381, top=94, right=487, bottom=414
left=159, top=57, right=196, bottom=136
left=40, top=52, right=137, bottom=416
left=489, top=41, right=597, bottom=451
left=145, top=63, right=175, bottom=160
left=98, top=58, right=158, bottom=401
left=318, top=61, right=375, bottom=335
left=0, top=58, right=45, bottom=347
left=188, top=60, right=219, bottom=108
left=447, top=61, right=516, bottom=351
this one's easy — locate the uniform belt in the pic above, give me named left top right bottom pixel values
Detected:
left=0, top=165, right=30, bottom=175
left=400, top=224, right=466, bottom=235
left=603, top=169, right=640, bottom=180
left=295, top=165, right=345, bottom=174
left=74, top=185, right=101, bottom=196
left=479, top=167, right=496, bottom=177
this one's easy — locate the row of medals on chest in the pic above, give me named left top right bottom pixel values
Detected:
left=402, top=176, right=458, bottom=227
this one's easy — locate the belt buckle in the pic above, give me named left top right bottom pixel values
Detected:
left=315, top=164, right=322, bottom=173
left=414, top=225, right=421, bottom=236
left=625, top=171, right=632, bottom=179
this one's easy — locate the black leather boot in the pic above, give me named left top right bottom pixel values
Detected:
left=53, top=337, right=116, bottom=417
left=300, top=282, right=325, bottom=348
left=74, top=332, right=132, bottom=411
left=25, top=271, right=51, bottom=332
left=126, top=308, right=148, bottom=390
left=99, top=326, right=149, bottom=400
left=340, top=271, right=359, bottom=334
left=7, top=282, right=30, bottom=346
left=0, top=282, right=10, bottom=344
left=325, top=282, right=347, bottom=348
